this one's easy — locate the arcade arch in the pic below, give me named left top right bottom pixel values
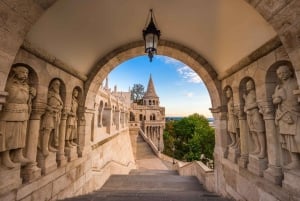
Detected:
left=84, top=40, right=222, bottom=112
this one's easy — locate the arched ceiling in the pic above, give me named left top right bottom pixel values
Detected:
left=25, top=0, right=277, bottom=78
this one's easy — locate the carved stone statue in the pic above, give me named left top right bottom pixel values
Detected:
left=0, top=66, right=36, bottom=168
left=243, top=80, right=266, bottom=158
left=40, top=79, right=63, bottom=157
left=65, top=88, right=79, bottom=147
left=272, top=65, right=300, bottom=169
left=226, top=88, right=239, bottom=149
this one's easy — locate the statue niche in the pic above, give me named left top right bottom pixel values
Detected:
left=65, top=88, right=79, bottom=147
left=0, top=65, right=36, bottom=168
left=225, top=87, right=240, bottom=150
left=243, top=80, right=266, bottom=159
left=272, top=65, right=300, bottom=170
left=39, top=79, right=63, bottom=157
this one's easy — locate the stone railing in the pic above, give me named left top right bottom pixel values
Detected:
left=176, top=161, right=215, bottom=192
left=138, top=128, right=160, bottom=156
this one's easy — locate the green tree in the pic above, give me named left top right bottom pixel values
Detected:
left=163, top=113, right=215, bottom=162
left=131, top=84, right=145, bottom=103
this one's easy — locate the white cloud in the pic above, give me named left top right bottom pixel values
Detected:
left=177, top=66, right=203, bottom=83
left=158, top=56, right=182, bottom=66
left=186, top=92, right=194, bottom=97
left=158, top=55, right=203, bottom=83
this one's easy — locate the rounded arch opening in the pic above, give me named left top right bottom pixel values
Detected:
left=84, top=40, right=222, bottom=114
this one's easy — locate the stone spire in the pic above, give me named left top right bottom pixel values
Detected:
left=143, top=74, right=158, bottom=99
left=104, top=77, right=109, bottom=90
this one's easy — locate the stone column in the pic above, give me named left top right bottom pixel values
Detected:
left=77, top=108, right=93, bottom=157
left=115, top=109, right=120, bottom=130
left=154, top=127, right=158, bottom=149
left=210, top=106, right=229, bottom=158
left=22, top=104, right=44, bottom=182
left=237, top=106, right=249, bottom=168
left=98, top=107, right=103, bottom=127
left=159, top=126, right=164, bottom=152
left=0, top=91, right=8, bottom=111
left=103, top=107, right=112, bottom=134
left=120, top=111, right=125, bottom=128
left=125, top=112, right=129, bottom=126
left=57, top=109, right=67, bottom=166
left=210, top=106, right=228, bottom=196
left=261, top=102, right=283, bottom=185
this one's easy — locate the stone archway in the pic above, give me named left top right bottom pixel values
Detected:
left=1, top=0, right=300, bottom=109
left=84, top=40, right=222, bottom=111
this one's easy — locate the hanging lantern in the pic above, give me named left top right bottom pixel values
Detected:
left=143, top=9, right=161, bottom=62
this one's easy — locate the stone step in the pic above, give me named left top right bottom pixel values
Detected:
left=100, top=174, right=204, bottom=191
left=129, top=169, right=178, bottom=175
left=61, top=173, right=230, bottom=201
left=62, top=190, right=228, bottom=201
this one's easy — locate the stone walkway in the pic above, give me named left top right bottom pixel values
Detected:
left=61, top=135, right=231, bottom=201
left=135, top=135, right=169, bottom=170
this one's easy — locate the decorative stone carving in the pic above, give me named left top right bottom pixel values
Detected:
left=226, top=88, right=240, bottom=150
left=0, top=66, right=36, bottom=168
left=39, top=79, right=63, bottom=157
left=272, top=65, right=300, bottom=170
left=65, top=88, right=79, bottom=147
left=243, top=80, right=266, bottom=159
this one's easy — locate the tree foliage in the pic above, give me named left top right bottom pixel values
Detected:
left=131, top=84, right=145, bottom=103
left=163, top=113, right=215, bottom=162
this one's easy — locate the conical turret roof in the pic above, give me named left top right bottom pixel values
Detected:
left=143, top=74, right=158, bottom=99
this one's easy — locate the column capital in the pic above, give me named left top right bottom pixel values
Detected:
left=209, top=105, right=227, bottom=120
left=0, top=91, right=8, bottom=111
left=258, top=101, right=275, bottom=120
left=61, top=108, right=69, bottom=120
left=30, top=102, right=47, bottom=120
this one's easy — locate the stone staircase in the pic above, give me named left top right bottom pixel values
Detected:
left=61, top=135, right=230, bottom=201
left=62, top=169, right=229, bottom=201
left=136, top=134, right=156, bottom=160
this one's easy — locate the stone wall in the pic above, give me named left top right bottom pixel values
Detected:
left=0, top=48, right=135, bottom=201
left=214, top=45, right=300, bottom=201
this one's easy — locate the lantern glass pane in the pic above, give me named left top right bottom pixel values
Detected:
left=153, top=35, right=158, bottom=49
left=145, top=33, right=155, bottom=49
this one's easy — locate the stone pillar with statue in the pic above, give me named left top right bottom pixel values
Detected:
left=0, top=65, right=36, bottom=192
left=243, top=80, right=267, bottom=176
left=225, top=87, right=240, bottom=163
left=38, top=79, right=63, bottom=174
left=272, top=65, right=300, bottom=192
left=65, top=88, right=79, bottom=162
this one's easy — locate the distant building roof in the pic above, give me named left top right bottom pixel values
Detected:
left=143, top=74, right=158, bottom=99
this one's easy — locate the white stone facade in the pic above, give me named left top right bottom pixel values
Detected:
left=129, top=75, right=165, bottom=153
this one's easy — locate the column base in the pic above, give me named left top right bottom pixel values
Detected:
left=247, top=154, right=268, bottom=177
left=223, top=147, right=229, bottom=158
left=228, top=147, right=240, bottom=163
left=56, top=152, right=67, bottom=167
left=263, top=165, right=283, bottom=185
left=65, top=146, right=78, bottom=162
left=238, top=154, right=248, bottom=168
left=21, top=162, right=41, bottom=183
left=37, top=151, right=57, bottom=175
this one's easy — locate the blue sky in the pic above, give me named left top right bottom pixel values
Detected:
left=108, top=55, right=212, bottom=117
